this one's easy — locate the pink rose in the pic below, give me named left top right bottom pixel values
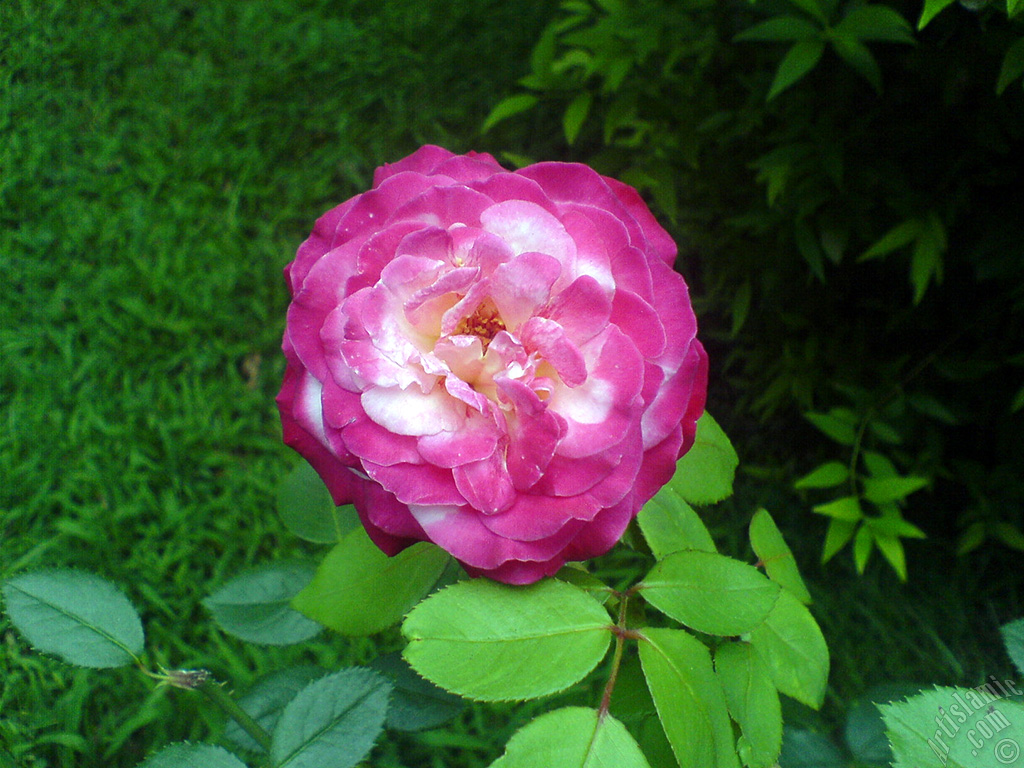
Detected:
left=277, top=146, right=707, bottom=584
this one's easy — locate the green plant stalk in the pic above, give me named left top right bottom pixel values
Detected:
left=198, top=677, right=273, bottom=753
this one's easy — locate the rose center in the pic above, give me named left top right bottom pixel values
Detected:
left=456, top=301, right=505, bottom=348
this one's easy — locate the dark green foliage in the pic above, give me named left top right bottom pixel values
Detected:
left=484, top=0, right=1024, bottom=572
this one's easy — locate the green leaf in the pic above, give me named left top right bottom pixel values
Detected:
left=671, top=412, right=739, bottom=505
left=853, top=525, right=874, bottom=573
left=748, top=590, right=829, bottom=708
left=482, top=94, right=540, bottom=133
left=860, top=218, right=921, bottom=261
left=203, top=562, right=322, bottom=646
left=638, top=628, right=739, bottom=768
left=830, top=33, right=882, bottom=92
left=369, top=652, right=463, bottom=732
left=864, top=513, right=926, bottom=540
left=794, top=461, right=849, bottom=489
left=734, top=16, right=822, bottom=42
left=715, top=642, right=783, bottom=768
left=918, top=0, right=957, bottom=30
left=813, top=496, right=862, bottom=522
left=785, top=0, right=829, bottom=24
left=749, top=509, right=812, bottom=603
left=881, top=686, right=1024, bottom=768
left=957, top=521, right=986, bottom=555
left=994, top=522, right=1024, bottom=551
left=2, top=569, right=144, bottom=669
left=1000, top=618, right=1024, bottom=677
left=277, top=461, right=357, bottom=543
left=641, top=550, right=781, bottom=636
left=822, top=518, right=858, bottom=563
left=1009, top=0, right=1024, bottom=17
left=292, top=526, right=449, bottom=636
left=637, top=487, right=716, bottom=560
left=804, top=409, right=858, bottom=445
left=402, top=578, right=612, bottom=701
left=768, top=40, right=826, bottom=100
left=997, top=37, right=1024, bottom=96
left=873, top=534, right=907, bottom=580
left=563, top=92, right=593, bottom=145
left=136, top=743, right=249, bottom=768
left=225, top=666, right=328, bottom=753
left=910, top=213, right=946, bottom=303
left=861, top=475, right=928, bottom=504
left=489, top=707, right=652, bottom=768
left=270, top=668, right=391, bottom=768
left=834, top=6, right=915, bottom=44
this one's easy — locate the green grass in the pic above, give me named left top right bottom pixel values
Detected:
left=1, top=0, right=550, bottom=765
left=2, top=1, right=1021, bottom=767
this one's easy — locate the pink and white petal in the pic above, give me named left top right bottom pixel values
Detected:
left=489, top=252, right=562, bottom=331
left=341, top=416, right=423, bottom=466
left=432, top=152, right=506, bottom=183
left=458, top=229, right=515, bottom=274
left=372, top=145, right=460, bottom=185
left=439, top=279, right=491, bottom=336
left=391, top=185, right=495, bottom=229
left=410, top=503, right=585, bottom=570
left=543, top=275, right=612, bottom=346
left=287, top=196, right=359, bottom=291
left=479, top=493, right=603, bottom=541
left=335, top=171, right=446, bottom=246
left=361, top=385, right=465, bottom=436
left=609, top=290, right=666, bottom=359
left=634, top=424, right=686, bottom=504
left=354, top=220, right=427, bottom=288
left=466, top=557, right=566, bottom=585
left=603, top=174, right=678, bottom=264
left=355, top=482, right=428, bottom=554
left=362, top=461, right=465, bottom=506
left=519, top=163, right=650, bottom=250
left=546, top=326, right=644, bottom=458
left=649, top=263, right=699, bottom=370
left=469, top=172, right=561, bottom=216
left=643, top=338, right=707, bottom=452
left=557, top=209, right=615, bottom=292
left=405, top=265, right=480, bottom=332
left=452, top=450, right=517, bottom=514
left=417, top=416, right=500, bottom=467
left=608, top=244, right=655, bottom=304
left=496, top=377, right=563, bottom=489
left=561, top=496, right=637, bottom=563
left=480, top=199, right=577, bottom=263
left=520, top=317, right=587, bottom=387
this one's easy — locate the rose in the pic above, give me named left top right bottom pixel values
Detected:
left=277, top=145, right=707, bottom=584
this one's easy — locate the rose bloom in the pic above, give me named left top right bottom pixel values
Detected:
left=277, top=146, right=707, bottom=584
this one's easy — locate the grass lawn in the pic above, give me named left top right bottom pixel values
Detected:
left=2, top=1, right=1020, bottom=767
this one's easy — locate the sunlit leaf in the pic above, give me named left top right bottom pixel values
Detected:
left=402, top=578, right=612, bottom=701
left=861, top=476, right=928, bottom=504
left=639, top=628, right=739, bottom=768
left=822, top=518, right=858, bottom=563
left=748, top=591, right=829, bottom=708
left=671, top=412, right=739, bottom=505
left=715, top=642, right=783, bottom=768
left=563, top=92, right=593, bottom=145
left=813, top=496, right=862, bottom=522
left=641, top=550, right=780, bottom=636
left=489, top=707, right=651, bottom=768
left=292, top=526, right=449, bottom=636
left=637, top=486, right=716, bottom=560
left=749, top=509, right=812, bottom=603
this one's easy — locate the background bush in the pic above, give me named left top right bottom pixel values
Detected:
left=484, top=0, right=1024, bottom=574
